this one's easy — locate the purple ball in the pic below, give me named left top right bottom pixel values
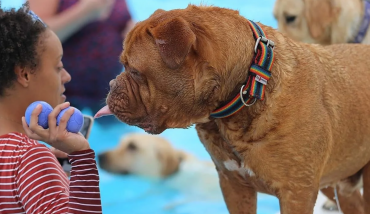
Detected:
left=25, top=101, right=53, bottom=129
left=56, top=107, right=84, bottom=133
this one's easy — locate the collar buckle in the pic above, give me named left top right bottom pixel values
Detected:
left=254, top=36, right=275, bottom=53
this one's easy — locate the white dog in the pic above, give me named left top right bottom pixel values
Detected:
left=98, top=133, right=223, bottom=202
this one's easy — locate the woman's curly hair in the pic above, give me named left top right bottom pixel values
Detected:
left=0, top=2, right=47, bottom=96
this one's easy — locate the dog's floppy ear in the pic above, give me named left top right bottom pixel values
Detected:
left=148, top=17, right=196, bottom=69
left=156, top=146, right=180, bottom=177
left=304, top=0, right=340, bottom=39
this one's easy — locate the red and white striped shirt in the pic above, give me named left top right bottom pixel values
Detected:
left=0, top=132, right=102, bottom=214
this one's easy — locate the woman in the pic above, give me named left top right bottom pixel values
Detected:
left=0, top=4, right=102, bottom=213
left=29, top=0, right=135, bottom=117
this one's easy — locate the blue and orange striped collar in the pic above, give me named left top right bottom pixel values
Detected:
left=210, top=20, right=275, bottom=119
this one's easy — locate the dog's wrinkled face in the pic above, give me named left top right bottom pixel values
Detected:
left=100, top=7, right=223, bottom=134
left=98, top=134, right=181, bottom=178
left=273, top=0, right=340, bottom=44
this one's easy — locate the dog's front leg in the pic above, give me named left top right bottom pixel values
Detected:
left=277, top=185, right=319, bottom=214
left=197, top=122, right=257, bottom=213
left=218, top=172, right=257, bottom=214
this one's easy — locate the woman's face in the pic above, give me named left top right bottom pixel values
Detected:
left=29, top=29, right=71, bottom=108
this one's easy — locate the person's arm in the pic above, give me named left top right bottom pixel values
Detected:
left=16, top=145, right=102, bottom=213
left=118, top=0, right=135, bottom=38
left=67, top=149, right=102, bottom=212
left=28, top=0, right=109, bottom=42
left=121, top=19, right=136, bottom=38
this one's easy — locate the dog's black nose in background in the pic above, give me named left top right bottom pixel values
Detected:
left=120, top=170, right=130, bottom=175
left=97, top=153, right=106, bottom=166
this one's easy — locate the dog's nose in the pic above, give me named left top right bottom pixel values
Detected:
left=97, top=153, right=106, bottom=166
left=109, top=79, right=117, bottom=89
left=120, top=170, right=130, bottom=175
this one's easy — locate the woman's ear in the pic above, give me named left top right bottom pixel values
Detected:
left=14, top=66, right=31, bottom=87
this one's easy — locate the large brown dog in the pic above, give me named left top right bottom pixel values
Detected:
left=96, top=5, right=370, bottom=214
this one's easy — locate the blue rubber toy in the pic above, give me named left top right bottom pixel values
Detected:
left=25, top=101, right=53, bottom=129
left=56, top=107, right=84, bottom=133
left=25, top=101, right=84, bottom=133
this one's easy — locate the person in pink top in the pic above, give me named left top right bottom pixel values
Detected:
left=0, top=3, right=102, bottom=213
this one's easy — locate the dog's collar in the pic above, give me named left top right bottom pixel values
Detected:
left=352, top=0, right=370, bottom=43
left=210, top=20, right=275, bottom=119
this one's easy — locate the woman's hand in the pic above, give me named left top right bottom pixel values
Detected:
left=22, top=102, right=91, bottom=154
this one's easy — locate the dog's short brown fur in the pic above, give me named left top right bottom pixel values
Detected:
left=104, top=5, right=370, bottom=214
left=273, top=0, right=370, bottom=45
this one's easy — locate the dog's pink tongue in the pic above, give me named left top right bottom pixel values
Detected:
left=94, top=105, right=113, bottom=118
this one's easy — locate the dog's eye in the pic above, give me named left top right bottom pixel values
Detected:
left=130, top=69, right=141, bottom=77
left=127, top=142, right=137, bottom=151
left=285, top=15, right=296, bottom=24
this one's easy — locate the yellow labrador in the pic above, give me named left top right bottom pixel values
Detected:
left=273, top=0, right=370, bottom=45
left=98, top=133, right=222, bottom=200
